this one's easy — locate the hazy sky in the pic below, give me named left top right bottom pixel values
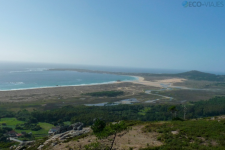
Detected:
left=0, top=0, right=224, bottom=72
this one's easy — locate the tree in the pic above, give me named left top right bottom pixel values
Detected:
left=182, top=104, right=187, bottom=120
left=28, top=117, right=38, bottom=124
left=91, top=119, right=106, bottom=133
left=169, top=106, right=177, bottom=119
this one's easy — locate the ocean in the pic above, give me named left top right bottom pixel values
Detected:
left=0, top=61, right=222, bottom=91
left=0, top=62, right=138, bottom=91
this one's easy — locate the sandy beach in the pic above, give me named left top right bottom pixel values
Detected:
left=128, top=76, right=186, bottom=87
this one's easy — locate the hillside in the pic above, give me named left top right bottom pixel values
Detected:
left=175, top=70, right=225, bottom=81
left=49, top=69, right=225, bottom=82
left=12, top=116, right=225, bottom=150
left=3, top=96, right=225, bottom=149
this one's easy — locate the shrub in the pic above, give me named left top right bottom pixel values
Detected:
left=93, top=121, right=128, bottom=139
left=91, top=119, right=106, bottom=133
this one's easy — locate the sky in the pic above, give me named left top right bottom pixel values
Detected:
left=0, top=0, right=224, bottom=72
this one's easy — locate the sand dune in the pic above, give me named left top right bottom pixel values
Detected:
left=126, top=76, right=186, bottom=88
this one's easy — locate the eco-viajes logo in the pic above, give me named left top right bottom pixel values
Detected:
left=182, top=1, right=189, bottom=7
left=182, top=1, right=224, bottom=8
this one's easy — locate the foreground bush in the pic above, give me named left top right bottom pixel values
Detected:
left=93, top=121, right=128, bottom=139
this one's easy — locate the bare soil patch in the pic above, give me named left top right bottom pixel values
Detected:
left=50, top=125, right=162, bottom=150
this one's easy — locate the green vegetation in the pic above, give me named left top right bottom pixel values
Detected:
left=0, top=142, right=18, bottom=149
left=142, top=119, right=225, bottom=149
left=156, top=89, right=220, bottom=101
left=0, top=118, right=53, bottom=139
left=91, top=119, right=106, bottom=133
left=0, top=121, right=18, bottom=148
left=0, top=118, right=25, bottom=128
left=2, top=96, right=225, bottom=148
left=63, top=121, right=71, bottom=125
left=176, top=70, right=225, bottom=81
left=0, top=96, right=225, bottom=128
left=16, top=109, right=31, bottom=121
left=141, top=70, right=225, bottom=82
left=15, top=123, right=42, bottom=131
left=138, top=107, right=151, bottom=116
left=92, top=119, right=128, bottom=139
left=83, top=90, right=124, bottom=97
left=0, top=96, right=221, bottom=127
left=0, top=109, right=14, bottom=118
left=16, top=122, right=54, bottom=139
left=34, top=96, right=225, bottom=125
left=169, top=106, right=177, bottom=118
left=214, top=83, right=225, bottom=86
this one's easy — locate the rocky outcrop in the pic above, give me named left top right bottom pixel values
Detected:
left=44, top=127, right=90, bottom=146
left=10, top=122, right=88, bottom=150
left=53, top=122, right=84, bottom=135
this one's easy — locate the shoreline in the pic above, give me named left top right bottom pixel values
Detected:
left=0, top=75, right=186, bottom=92
left=0, top=75, right=187, bottom=102
left=0, top=76, right=139, bottom=92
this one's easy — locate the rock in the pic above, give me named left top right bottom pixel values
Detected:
left=171, top=131, right=179, bottom=135
left=51, top=142, right=57, bottom=146
left=15, top=146, right=25, bottom=150
left=71, top=122, right=84, bottom=130
left=50, top=122, right=84, bottom=136
left=77, top=125, right=83, bottom=130
left=42, top=126, right=90, bottom=149
left=37, top=145, right=44, bottom=150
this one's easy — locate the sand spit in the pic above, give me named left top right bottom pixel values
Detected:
left=127, top=76, right=186, bottom=88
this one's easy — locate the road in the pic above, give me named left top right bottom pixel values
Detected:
left=9, top=137, right=23, bottom=144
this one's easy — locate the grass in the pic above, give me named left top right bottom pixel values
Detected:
left=63, top=121, right=71, bottom=125
left=0, top=118, right=25, bottom=128
left=0, top=118, right=54, bottom=139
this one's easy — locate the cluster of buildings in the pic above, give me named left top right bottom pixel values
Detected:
left=6, top=130, right=31, bottom=138
left=1, top=122, right=32, bottom=138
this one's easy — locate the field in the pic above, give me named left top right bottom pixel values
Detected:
left=0, top=118, right=24, bottom=128
left=0, top=118, right=53, bottom=139
left=0, top=85, right=224, bottom=113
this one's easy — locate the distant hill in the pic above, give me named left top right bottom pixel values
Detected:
left=49, top=68, right=225, bottom=82
left=175, top=70, right=225, bottom=81
left=138, top=70, right=225, bottom=81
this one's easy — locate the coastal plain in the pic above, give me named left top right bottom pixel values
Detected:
left=0, top=70, right=224, bottom=112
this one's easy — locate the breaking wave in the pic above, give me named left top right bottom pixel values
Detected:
left=8, top=82, right=24, bottom=85
left=9, top=68, right=47, bottom=73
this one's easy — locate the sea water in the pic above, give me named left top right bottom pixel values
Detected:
left=1, top=61, right=221, bottom=91
left=0, top=62, right=138, bottom=91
